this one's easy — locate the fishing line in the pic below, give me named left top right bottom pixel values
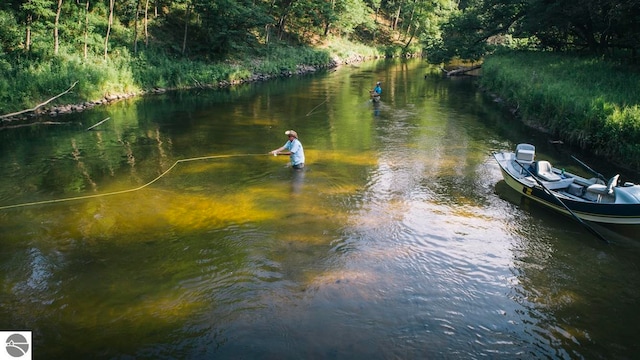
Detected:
left=2, top=98, right=330, bottom=211
left=305, top=99, right=328, bottom=117
left=0, top=153, right=267, bottom=211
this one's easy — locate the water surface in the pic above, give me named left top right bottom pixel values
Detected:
left=1, top=59, right=639, bottom=359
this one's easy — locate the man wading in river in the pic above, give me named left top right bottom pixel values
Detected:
left=270, top=130, right=305, bottom=170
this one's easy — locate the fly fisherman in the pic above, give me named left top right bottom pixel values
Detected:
left=270, top=130, right=305, bottom=169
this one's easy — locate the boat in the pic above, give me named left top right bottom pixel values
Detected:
left=493, top=143, right=640, bottom=225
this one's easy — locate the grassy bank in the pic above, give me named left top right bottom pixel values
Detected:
left=480, top=51, right=640, bottom=170
left=0, top=37, right=403, bottom=116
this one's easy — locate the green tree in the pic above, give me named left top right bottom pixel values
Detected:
left=20, top=0, right=56, bottom=53
left=53, top=0, right=62, bottom=54
left=105, top=0, right=115, bottom=59
left=426, top=0, right=640, bottom=63
left=0, top=10, right=22, bottom=54
left=193, top=0, right=272, bottom=58
left=333, top=0, right=373, bottom=37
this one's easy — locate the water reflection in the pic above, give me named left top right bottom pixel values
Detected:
left=289, top=168, right=306, bottom=195
left=1, top=59, right=640, bottom=359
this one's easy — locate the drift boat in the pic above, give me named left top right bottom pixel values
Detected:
left=493, top=143, right=640, bottom=225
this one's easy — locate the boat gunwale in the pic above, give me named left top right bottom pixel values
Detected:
left=493, top=150, right=640, bottom=225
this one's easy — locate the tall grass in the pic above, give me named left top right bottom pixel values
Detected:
left=0, top=48, right=139, bottom=113
left=0, top=43, right=350, bottom=115
left=246, top=45, right=332, bottom=75
left=481, top=51, right=640, bottom=169
left=322, top=36, right=382, bottom=60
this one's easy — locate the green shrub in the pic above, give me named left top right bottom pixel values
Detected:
left=481, top=51, right=640, bottom=170
left=0, top=38, right=383, bottom=114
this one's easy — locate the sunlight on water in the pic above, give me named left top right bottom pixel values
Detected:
left=1, top=59, right=640, bottom=359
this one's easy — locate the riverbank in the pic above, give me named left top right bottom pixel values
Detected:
left=1, top=62, right=337, bottom=124
left=480, top=51, right=640, bottom=171
left=0, top=37, right=411, bottom=126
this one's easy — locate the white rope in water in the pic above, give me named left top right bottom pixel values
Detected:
left=0, top=153, right=267, bottom=210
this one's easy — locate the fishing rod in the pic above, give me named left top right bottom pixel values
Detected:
left=0, top=153, right=268, bottom=211
left=571, top=155, right=607, bottom=182
left=2, top=96, right=330, bottom=211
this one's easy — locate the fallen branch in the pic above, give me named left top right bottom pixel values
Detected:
left=191, top=76, right=205, bottom=89
left=86, top=117, right=111, bottom=131
left=444, top=64, right=482, bottom=77
left=0, top=121, right=68, bottom=130
left=0, top=81, right=79, bottom=120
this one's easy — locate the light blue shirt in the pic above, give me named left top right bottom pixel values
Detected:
left=284, top=138, right=305, bottom=166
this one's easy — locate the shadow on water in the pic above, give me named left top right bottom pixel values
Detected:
left=2, top=59, right=640, bottom=359
left=494, top=178, right=640, bottom=242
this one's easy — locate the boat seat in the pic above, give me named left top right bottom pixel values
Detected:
left=587, top=174, right=619, bottom=195
left=535, top=161, right=561, bottom=182
left=515, top=144, right=535, bottom=163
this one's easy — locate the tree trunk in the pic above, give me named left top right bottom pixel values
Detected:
left=104, top=0, right=115, bottom=59
left=83, top=0, right=89, bottom=59
left=25, top=13, right=32, bottom=52
left=264, top=24, right=270, bottom=44
left=134, top=0, right=140, bottom=53
left=403, top=23, right=418, bottom=51
left=392, top=4, right=401, bottom=31
left=0, top=81, right=78, bottom=120
left=404, top=0, right=416, bottom=39
left=323, top=0, right=335, bottom=36
left=182, top=1, right=191, bottom=55
left=373, top=6, right=379, bottom=42
left=54, top=0, right=63, bottom=55
left=144, top=0, right=149, bottom=46
left=276, top=0, right=295, bottom=40
left=443, top=64, right=482, bottom=76
left=277, top=14, right=287, bottom=39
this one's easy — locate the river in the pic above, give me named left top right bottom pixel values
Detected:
left=0, top=59, right=639, bottom=359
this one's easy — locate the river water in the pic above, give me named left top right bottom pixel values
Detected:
left=1, top=59, right=639, bottom=359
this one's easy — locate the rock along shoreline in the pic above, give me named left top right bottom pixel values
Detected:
left=1, top=53, right=389, bottom=126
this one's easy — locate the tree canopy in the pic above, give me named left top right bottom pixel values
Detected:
left=0, top=0, right=449, bottom=62
left=424, top=0, right=640, bottom=63
left=0, top=0, right=638, bottom=96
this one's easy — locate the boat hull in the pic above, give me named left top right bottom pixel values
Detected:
left=495, top=152, right=640, bottom=225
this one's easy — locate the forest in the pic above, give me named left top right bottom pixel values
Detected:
left=427, top=0, right=640, bottom=63
left=0, top=0, right=639, bottom=125
left=2, top=0, right=637, bottom=62
left=0, top=0, right=447, bottom=114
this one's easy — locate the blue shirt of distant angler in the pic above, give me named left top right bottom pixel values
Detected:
left=373, top=82, right=382, bottom=95
left=284, top=138, right=305, bottom=167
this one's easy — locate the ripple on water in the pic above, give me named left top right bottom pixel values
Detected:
left=345, top=195, right=535, bottom=354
